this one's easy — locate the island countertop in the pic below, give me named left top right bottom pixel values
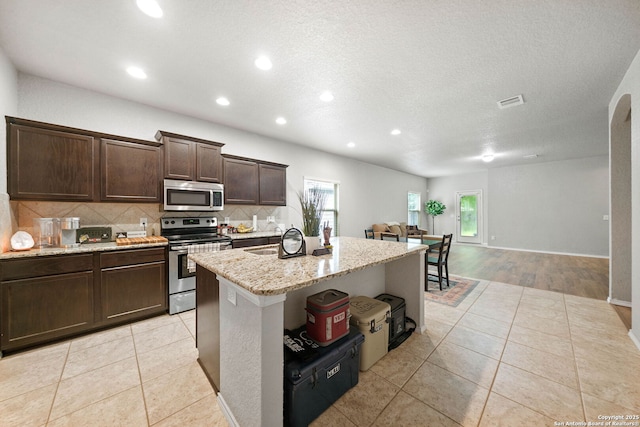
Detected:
left=189, top=236, right=428, bottom=296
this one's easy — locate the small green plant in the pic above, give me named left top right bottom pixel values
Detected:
left=298, top=186, right=327, bottom=236
left=425, top=200, right=446, bottom=234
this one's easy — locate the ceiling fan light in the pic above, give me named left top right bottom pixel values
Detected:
left=482, top=154, right=495, bottom=162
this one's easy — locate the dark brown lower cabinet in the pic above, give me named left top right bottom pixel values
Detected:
left=100, top=248, right=167, bottom=324
left=0, top=247, right=168, bottom=355
left=0, top=271, right=94, bottom=352
left=231, top=236, right=281, bottom=249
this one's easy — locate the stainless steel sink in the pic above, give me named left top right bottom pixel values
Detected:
left=244, top=248, right=278, bottom=256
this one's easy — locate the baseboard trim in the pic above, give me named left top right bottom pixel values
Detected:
left=629, top=330, right=640, bottom=352
left=485, top=245, right=608, bottom=259
left=217, top=393, right=240, bottom=427
left=607, top=297, right=632, bottom=307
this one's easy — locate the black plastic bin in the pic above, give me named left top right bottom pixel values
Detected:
left=375, top=293, right=406, bottom=347
left=284, top=325, right=364, bottom=427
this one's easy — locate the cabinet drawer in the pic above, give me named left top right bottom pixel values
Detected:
left=100, top=248, right=166, bottom=268
left=231, top=238, right=270, bottom=249
left=0, top=254, right=94, bottom=281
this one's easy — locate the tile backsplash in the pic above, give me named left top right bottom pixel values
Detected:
left=12, top=201, right=287, bottom=239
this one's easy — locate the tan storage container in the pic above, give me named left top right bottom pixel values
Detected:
left=349, top=296, right=390, bottom=371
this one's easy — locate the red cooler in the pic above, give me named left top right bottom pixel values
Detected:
left=306, top=289, right=350, bottom=346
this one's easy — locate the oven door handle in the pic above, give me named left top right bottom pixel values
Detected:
left=170, top=246, right=190, bottom=253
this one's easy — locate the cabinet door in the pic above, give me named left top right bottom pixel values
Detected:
left=223, top=157, right=259, bottom=204
left=196, top=143, right=223, bottom=183
left=8, top=124, right=97, bottom=201
left=101, top=139, right=161, bottom=202
left=100, top=261, right=167, bottom=323
left=259, top=163, right=287, bottom=206
left=1, top=272, right=94, bottom=351
left=164, top=137, right=194, bottom=180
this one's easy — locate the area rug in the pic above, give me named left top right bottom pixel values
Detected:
left=424, top=275, right=479, bottom=307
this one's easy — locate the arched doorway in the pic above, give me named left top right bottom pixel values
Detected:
left=610, top=94, right=632, bottom=312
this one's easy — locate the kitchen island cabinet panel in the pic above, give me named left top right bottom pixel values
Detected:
left=7, top=123, right=97, bottom=201
left=101, top=138, right=162, bottom=202
left=0, top=271, right=94, bottom=352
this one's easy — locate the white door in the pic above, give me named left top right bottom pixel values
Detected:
left=456, top=190, right=482, bottom=244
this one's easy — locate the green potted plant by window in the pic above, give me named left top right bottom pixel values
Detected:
left=298, top=186, right=327, bottom=253
left=425, top=199, right=446, bottom=235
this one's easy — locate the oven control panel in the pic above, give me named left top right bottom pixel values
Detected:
left=161, top=217, right=218, bottom=229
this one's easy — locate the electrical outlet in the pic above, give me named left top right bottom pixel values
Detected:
left=603, top=215, right=609, bottom=221
left=140, top=217, right=147, bottom=227
left=491, top=236, right=496, bottom=240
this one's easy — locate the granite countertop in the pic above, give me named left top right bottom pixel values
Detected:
left=189, top=236, right=428, bottom=296
left=0, top=240, right=168, bottom=260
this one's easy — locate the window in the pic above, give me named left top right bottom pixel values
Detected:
left=304, top=178, right=339, bottom=236
left=408, top=192, right=421, bottom=226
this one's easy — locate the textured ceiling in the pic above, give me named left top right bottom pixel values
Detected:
left=1, top=0, right=639, bottom=177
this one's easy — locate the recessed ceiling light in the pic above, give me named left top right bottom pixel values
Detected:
left=523, top=154, right=538, bottom=159
left=275, top=117, right=287, bottom=125
left=126, top=66, right=147, bottom=79
left=347, top=142, right=356, bottom=148
left=390, top=129, right=401, bottom=136
left=136, top=0, right=163, bottom=18
left=482, top=154, right=495, bottom=162
left=255, top=56, right=272, bottom=71
left=216, top=97, right=230, bottom=106
left=320, top=91, right=334, bottom=102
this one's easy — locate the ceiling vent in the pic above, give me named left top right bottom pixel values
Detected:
left=497, top=94, right=524, bottom=109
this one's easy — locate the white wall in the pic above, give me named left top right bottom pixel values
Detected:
left=12, top=73, right=428, bottom=238
left=426, top=171, right=489, bottom=240
left=0, top=47, right=18, bottom=252
left=609, top=48, right=640, bottom=348
left=427, top=157, right=609, bottom=257
left=488, top=156, right=609, bottom=256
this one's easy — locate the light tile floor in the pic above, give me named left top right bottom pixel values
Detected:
left=1, top=279, right=639, bottom=426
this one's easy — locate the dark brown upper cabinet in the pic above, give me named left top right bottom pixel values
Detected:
left=155, top=131, right=224, bottom=183
left=223, top=155, right=259, bottom=204
left=6, top=117, right=163, bottom=203
left=259, top=163, right=287, bottom=205
left=7, top=118, right=98, bottom=201
left=101, top=138, right=162, bottom=202
left=223, top=154, right=288, bottom=206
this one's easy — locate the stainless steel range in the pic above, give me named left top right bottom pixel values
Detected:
left=161, top=216, right=232, bottom=314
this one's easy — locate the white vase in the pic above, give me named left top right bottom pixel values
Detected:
left=304, top=235, right=320, bottom=254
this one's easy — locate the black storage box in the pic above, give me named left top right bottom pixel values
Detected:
left=375, top=293, right=406, bottom=347
left=284, top=325, right=364, bottom=427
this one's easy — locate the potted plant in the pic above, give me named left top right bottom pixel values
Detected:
left=298, top=186, right=327, bottom=253
left=425, top=199, right=446, bottom=235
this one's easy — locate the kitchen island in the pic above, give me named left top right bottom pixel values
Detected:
left=190, top=236, right=427, bottom=427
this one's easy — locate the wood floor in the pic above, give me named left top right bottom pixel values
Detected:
left=446, top=244, right=632, bottom=329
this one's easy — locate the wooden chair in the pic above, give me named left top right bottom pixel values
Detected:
left=364, top=228, right=374, bottom=239
left=426, top=234, right=453, bottom=291
left=380, top=231, right=400, bottom=241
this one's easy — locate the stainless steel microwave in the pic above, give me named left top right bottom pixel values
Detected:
left=163, top=179, right=224, bottom=211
